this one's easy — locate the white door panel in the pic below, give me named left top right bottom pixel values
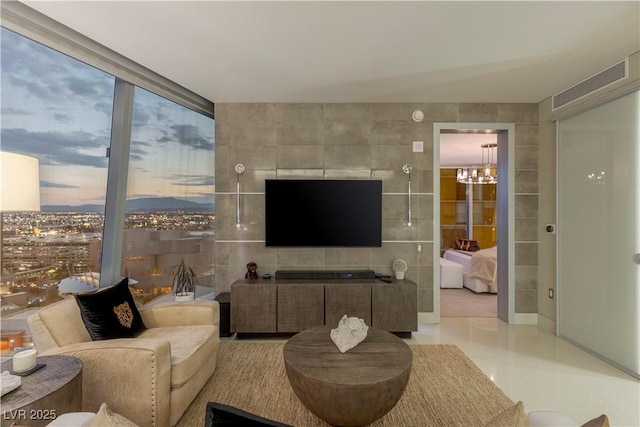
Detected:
left=557, top=90, right=639, bottom=378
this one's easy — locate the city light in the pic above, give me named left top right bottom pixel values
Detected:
left=1, top=211, right=215, bottom=313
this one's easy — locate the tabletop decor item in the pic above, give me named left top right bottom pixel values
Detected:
left=170, top=258, right=198, bottom=302
left=12, top=348, right=37, bottom=373
left=0, top=371, right=21, bottom=396
left=392, top=259, right=408, bottom=280
left=245, top=261, right=258, bottom=279
left=330, top=314, right=369, bottom=353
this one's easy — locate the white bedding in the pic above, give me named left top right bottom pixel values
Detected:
left=443, top=249, right=473, bottom=270
left=443, top=246, right=497, bottom=293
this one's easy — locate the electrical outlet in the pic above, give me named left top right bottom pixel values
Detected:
left=549, top=288, right=554, bottom=299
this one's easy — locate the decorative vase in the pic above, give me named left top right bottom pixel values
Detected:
left=174, top=292, right=195, bottom=302
left=392, top=258, right=408, bottom=280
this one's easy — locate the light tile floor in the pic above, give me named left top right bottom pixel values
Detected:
left=408, top=318, right=640, bottom=426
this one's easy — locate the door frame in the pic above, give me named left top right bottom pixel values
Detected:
left=433, top=123, right=515, bottom=323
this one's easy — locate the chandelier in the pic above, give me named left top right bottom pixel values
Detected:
left=457, top=143, right=498, bottom=185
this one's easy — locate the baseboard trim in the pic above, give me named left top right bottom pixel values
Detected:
left=418, top=312, right=437, bottom=324
left=537, top=314, right=556, bottom=333
left=419, top=312, right=539, bottom=325
left=513, top=313, right=538, bottom=325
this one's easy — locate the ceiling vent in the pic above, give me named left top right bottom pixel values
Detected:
left=552, top=59, right=628, bottom=110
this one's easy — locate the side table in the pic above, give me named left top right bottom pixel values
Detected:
left=1, top=355, right=83, bottom=427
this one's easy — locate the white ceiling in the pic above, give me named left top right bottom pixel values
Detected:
left=440, top=133, right=497, bottom=167
left=21, top=1, right=640, bottom=104
left=16, top=1, right=640, bottom=165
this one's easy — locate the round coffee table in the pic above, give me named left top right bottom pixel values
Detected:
left=1, top=355, right=83, bottom=427
left=283, top=326, right=412, bottom=427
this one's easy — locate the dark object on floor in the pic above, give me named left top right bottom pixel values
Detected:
left=215, top=293, right=231, bottom=337
left=205, top=402, right=291, bottom=427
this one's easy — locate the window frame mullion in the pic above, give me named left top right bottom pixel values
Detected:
left=100, top=78, right=134, bottom=288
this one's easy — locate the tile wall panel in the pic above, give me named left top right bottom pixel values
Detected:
left=515, top=170, right=539, bottom=193
left=513, top=117, right=540, bottom=313
left=515, top=289, right=538, bottom=313
left=215, top=103, right=539, bottom=316
left=459, top=103, right=500, bottom=122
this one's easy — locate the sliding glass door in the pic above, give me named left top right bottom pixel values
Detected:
left=557, top=90, right=639, bottom=378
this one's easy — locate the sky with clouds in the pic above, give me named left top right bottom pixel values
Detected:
left=1, top=28, right=215, bottom=208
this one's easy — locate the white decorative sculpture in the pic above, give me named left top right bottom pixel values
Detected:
left=1, top=371, right=21, bottom=396
left=330, top=314, right=369, bottom=353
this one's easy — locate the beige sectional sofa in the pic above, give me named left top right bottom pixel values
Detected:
left=28, top=298, right=220, bottom=427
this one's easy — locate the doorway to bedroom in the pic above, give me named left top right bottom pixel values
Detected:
left=440, top=132, right=498, bottom=318
left=433, top=124, right=514, bottom=323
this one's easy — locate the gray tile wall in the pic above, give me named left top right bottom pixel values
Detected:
left=215, top=103, right=538, bottom=314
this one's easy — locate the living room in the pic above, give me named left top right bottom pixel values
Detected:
left=1, top=2, right=639, bottom=426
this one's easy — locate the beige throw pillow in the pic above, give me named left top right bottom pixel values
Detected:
left=484, top=401, right=531, bottom=427
left=90, top=403, right=139, bottom=427
left=581, top=414, right=610, bottom=427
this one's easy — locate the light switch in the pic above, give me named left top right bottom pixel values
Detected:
left=412, top=141, right=424, bottom=152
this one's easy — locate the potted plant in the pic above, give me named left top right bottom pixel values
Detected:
left=392, top=259, right=408, bottom=280
left=169, top=258, right=198, bottom=302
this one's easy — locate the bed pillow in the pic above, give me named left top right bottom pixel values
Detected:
left=455, top=238, right=481, bottom=252
left=75, top=277, right=146, bottom=340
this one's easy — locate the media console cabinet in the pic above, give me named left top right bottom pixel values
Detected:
left=230, top=278, right=418, bottom=334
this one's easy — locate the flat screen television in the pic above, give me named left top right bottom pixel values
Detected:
left=265, top=179, right=382, bottom=247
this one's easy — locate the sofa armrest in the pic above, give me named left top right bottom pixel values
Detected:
left=140, top=299, right=219, bottom=328
left=42, top=338, right=172, bottom=427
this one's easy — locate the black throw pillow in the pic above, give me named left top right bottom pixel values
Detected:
left=75, top=277, right=146, bottom=340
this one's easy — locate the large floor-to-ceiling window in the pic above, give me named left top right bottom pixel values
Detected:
left=1, top=27, right=114, bottom=311
left=0, top=23, right=215, bottom=319
left=122, top=88, right=215, bottom=303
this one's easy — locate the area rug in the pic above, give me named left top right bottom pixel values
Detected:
left=177, top=342, right=514, bottom=427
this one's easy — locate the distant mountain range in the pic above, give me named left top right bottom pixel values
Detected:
left=43, top=197, right=215, bottom=212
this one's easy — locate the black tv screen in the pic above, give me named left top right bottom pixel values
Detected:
left=265, top=179, right=382, bottom=247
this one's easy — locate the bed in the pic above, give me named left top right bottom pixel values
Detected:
left=443, top=246, right=497, bottom=293
left=439, top=257, right=464, bottom=288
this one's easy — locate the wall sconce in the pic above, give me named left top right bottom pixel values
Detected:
left=402, top=164, right=413, bottom=226
left=234, top=164, right=245, bottom=228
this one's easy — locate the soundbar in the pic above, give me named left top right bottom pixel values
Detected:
left=275, top=270, right=375, bottom=280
